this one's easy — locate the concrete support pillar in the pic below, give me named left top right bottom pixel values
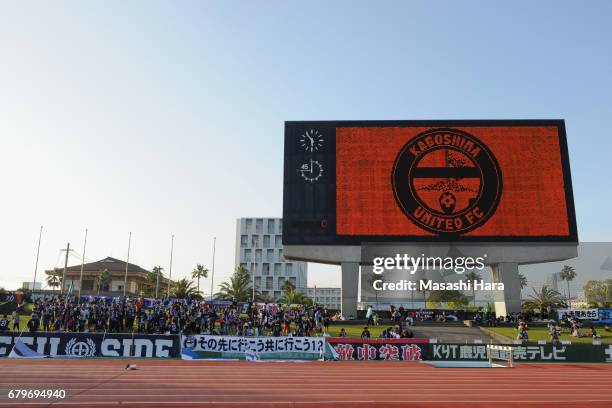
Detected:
left=490, top=262, right=522, bottom=317
left=341, top=262, right=359, bottom=319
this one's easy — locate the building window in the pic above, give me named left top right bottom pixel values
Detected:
left=267, top=249, right=274, bottom=261
left=250, top=263, right=257, bottom=275
left=244, top=249, right=252, bottom=262
left=251, top=235, right=259, bottom=248
left=267, top=219, right=275, bottom=234
left=274, top=291, right=281, bottom=299
left=285, top=263, right=292, bottom=276
left=245, top=219, right=253, bottom=234
left=240, top=235, right=248, bottom=247
left=279, top=220, right=282, bottom=234
left=279, top=249, right=284, bottom=260
left=256, top=219, right=263, bottom=234
left=255, top=249, right=262, bottom=262
left=275, top=235, right=282, bottom=248
left=289, top=277, right=296, bottom=287
left=263, top=235, right=270, bottom=248
left=274, top=263, right=281, bottom=275
left=82, top=279, right=94, bottom=291
left=266, top=276, right=273, bottom=290
left=278, top=277, right=285, bottom=288
left=262, top=263, right=270, bottom=276
left=255, top=276, right=261, bottom=289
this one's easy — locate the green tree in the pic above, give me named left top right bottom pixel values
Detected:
left=465, top=271, right=481, bottom=307
left=96, top=269, right=112, bottom=294
left=152, top=266, right=164, bottom=297
left=583, top=280, right=612, bottom=307
left=216, top=266, right=252, bottom=301
left=559, top=265, right=577, bottom=308
left=522, top=286, right=567, bottom=317
left=427, top=289, right=468, bottom=308
left=191, top=264, right=209, bottom=296
left=173, top=278, right=197, bottom=299
left=141, top=267, right=162, bottom=297
left=45, top=268, right=63, bottom=293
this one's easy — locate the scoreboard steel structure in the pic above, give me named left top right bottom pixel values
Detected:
left=282, top=120, right=578, bottom=317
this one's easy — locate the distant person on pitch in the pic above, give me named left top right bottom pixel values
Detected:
left=11, top=311, right=19, bottom=331
left=366, top=305, right=374, bottom=326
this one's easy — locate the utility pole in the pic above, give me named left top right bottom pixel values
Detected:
left=60, top=243, right=73, bottom=294
left=123, top=232, right=132, bottom=297
left=167, top=234, right=174, bottom=297
left=210, top=237, right=216, bottom=300
left=32, top=226, right=43, bottom=294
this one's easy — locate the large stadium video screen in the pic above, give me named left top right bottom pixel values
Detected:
left=283, top=120, right=577, bottom=245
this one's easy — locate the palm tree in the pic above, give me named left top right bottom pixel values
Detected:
left=367, top=273, right=384, bottom=309
left=45, top=268, right=63, bottom=293
left=279, top=280, right=312, bottom=305
left=152, top=266, right=164, bottom=297
left=518, top=272, right=528, bottom=290
left=522, top=286, right=567, bottom=317
left=559, top=265, right=576, bottom=308
left=191, top=264, right=208, bottom=296
left=257, top=292, right=273, bottom=303
left=173, top=278, right=197, bottom=299
left=518, top=272, right=528, bottom=302
left=216, top=266, right=252, bottom=301
left=465, top=271, right=481, bottom=307
left=96, top=269, right=112, bottom=294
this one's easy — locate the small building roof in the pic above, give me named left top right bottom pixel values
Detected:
left=57, top=257, right=151, bottom=275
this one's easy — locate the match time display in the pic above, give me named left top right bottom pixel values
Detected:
left=283, top=120, right=577, bottom=244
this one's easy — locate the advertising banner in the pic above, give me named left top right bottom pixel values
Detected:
left=0, top=292, right=24, bottom=304
left=181, top=335, right=327, bottom=360
left=327, top=338, right=429, bottom=361
left=0, top=333, right=180, bottom=358
left=597, top=309, right=612, bottom=324
left=429, top=343, right=612, bottom=363
left=557, top=309, right=599, bottom=320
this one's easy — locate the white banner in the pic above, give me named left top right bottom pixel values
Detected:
left=557, top=308, right=599, bottom=320
left=182, top=335, right=325, bottom=355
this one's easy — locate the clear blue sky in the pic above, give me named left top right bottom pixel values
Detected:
left=1, top=1, right=611, bottom=292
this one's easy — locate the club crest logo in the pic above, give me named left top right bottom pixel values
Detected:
left=392, top=128, right=502, bottom=235
left=65, top=338, right=97, bottom=357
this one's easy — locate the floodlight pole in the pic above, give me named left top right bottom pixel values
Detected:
left=78, top=228, right=88, bottom=303
left=32, top=226, right=43, bottom=294
left=167, top=234, right=174, bottom=297
left=210, top=237, right=216, bottom=300
left=123, top=232, right=132, bottom=297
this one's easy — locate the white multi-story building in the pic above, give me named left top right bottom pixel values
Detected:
left=235, top=218, right=307, bottom=300
left=306, top=287, right=341, bottom=310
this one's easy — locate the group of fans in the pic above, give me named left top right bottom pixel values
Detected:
left=0, top=296, right=337, bottom=337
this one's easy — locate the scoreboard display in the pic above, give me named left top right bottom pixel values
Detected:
left=282, top=120, right=577, bottom=245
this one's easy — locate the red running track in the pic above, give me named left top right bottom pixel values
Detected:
left=0, top=359, right=611, bottom=408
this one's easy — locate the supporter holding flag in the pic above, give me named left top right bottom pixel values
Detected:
left=0, top=315, right=9, bottom=332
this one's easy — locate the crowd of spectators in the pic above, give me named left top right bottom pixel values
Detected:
left=0, top=295, right=337, bottom=336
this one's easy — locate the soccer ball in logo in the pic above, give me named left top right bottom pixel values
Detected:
left=65, top=338, right=97, bottom=357
left=438, top=191, right=456, bottom=215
